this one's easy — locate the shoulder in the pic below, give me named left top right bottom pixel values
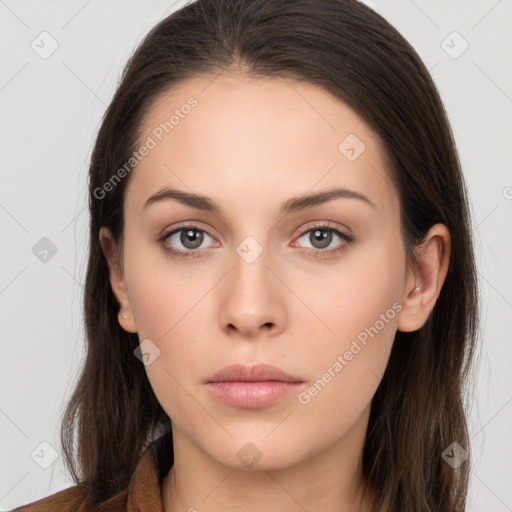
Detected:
left=12, top=484, right=95, bottom=512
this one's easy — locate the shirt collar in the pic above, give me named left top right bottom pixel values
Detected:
left=125, top=431, right=174, bottom=512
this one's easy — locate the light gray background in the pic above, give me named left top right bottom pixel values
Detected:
left=0, top=1, right=511, bottom=510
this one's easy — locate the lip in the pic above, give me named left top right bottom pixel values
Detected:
left=207, top=363, right=303, bottom=384
left=205, top=363, right=304, bottom=409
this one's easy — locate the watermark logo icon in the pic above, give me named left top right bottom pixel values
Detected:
left=236, top=236, right=263, bottom=264
left=441, top=441, right=468, bottom=468
left=31, top=441, right=59, bottom=469
left=237, top=442, right=262, bottom=468
left=31, top=31, right=59, bottom=59
left=441, top=31, right=469, bottom=59
left=134, top=338, right=161, bottom=366
left=32, top=237, right=58, bottom=263
left=338, top=134, right=366, bottom=161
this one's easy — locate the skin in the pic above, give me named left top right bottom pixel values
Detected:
left=100, top=72, right=450, bottom=512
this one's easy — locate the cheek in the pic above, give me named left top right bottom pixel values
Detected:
left=290, top=302, right=399, bottom=451
left=124, top=237, right=205, bottom=339
left=290, top=243, right=404, bottom=406
left=123, top=247, right=215, bottom=414
left=127, top=269, right=206, bottom=372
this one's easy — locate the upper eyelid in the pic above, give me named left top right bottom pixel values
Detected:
left=297, top=221, right=349, bottom=235
left=164, top=222, right=215, bottom=239
left=162, top=221, right=349, bottom=236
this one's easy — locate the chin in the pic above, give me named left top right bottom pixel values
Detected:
left=201, top=434, right=311, bottom=471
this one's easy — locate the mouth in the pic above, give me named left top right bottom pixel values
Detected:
left=205, top=363, right=305, bottom=409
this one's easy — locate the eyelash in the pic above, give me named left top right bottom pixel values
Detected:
left=156, top=222, right=354, bottom=261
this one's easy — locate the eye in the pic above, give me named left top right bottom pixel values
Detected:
left=157, top=223, right=218, bottom=259
left=292, top=223, right=354, bottom=259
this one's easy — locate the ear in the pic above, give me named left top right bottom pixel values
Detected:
left=99, top=226, right=138, bottom=333
left=396, top=223, right=451, bottom=332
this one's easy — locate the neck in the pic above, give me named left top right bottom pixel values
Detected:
left=162, top=409, right=375, bottom=512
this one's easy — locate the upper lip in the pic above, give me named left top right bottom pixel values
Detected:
left=206, top=363, right=303, bottom=383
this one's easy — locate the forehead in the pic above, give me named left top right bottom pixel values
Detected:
left=126, top=72, right=397, bottom=216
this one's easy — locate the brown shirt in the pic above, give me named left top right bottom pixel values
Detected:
left=12, top=435, right=173, bottom=512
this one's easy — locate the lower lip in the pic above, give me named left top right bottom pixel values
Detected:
left=205, top=381, right=303, bottom=409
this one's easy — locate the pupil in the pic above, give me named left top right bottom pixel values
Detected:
left=181, top=229, right=203, bottom=249
left=312, top=229, right=331, bottom=249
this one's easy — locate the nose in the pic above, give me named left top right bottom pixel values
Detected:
left=218, top=242, right=286, bottom=338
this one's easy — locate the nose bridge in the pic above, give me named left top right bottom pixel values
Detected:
left=231, top=232, right=274, bottom=299
left=219, top=230, right=285, bottom=334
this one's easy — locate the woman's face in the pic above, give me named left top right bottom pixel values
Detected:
left=103, top=72, right=416, bottom=470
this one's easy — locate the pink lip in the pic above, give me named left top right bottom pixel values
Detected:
left=207, top=363, right=302, bottom=383
left=205, top=364, right=304, bottom=409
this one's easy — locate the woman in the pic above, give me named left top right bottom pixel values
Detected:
left=14, top=0, right=479, bottom=510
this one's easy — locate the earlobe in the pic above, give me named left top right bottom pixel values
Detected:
left=98, top=226, right=138, bottom=333
left=396, top=223, right=451, bottom=333
left=396, top=285, right=424, bottom=332
left=117, top=302, right=138, bottom=333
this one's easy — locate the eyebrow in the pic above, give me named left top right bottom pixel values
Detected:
left=142, top=186, right=376, bottom=215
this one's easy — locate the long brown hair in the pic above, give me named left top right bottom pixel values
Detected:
left=60, top=0, right=480, bottom=510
